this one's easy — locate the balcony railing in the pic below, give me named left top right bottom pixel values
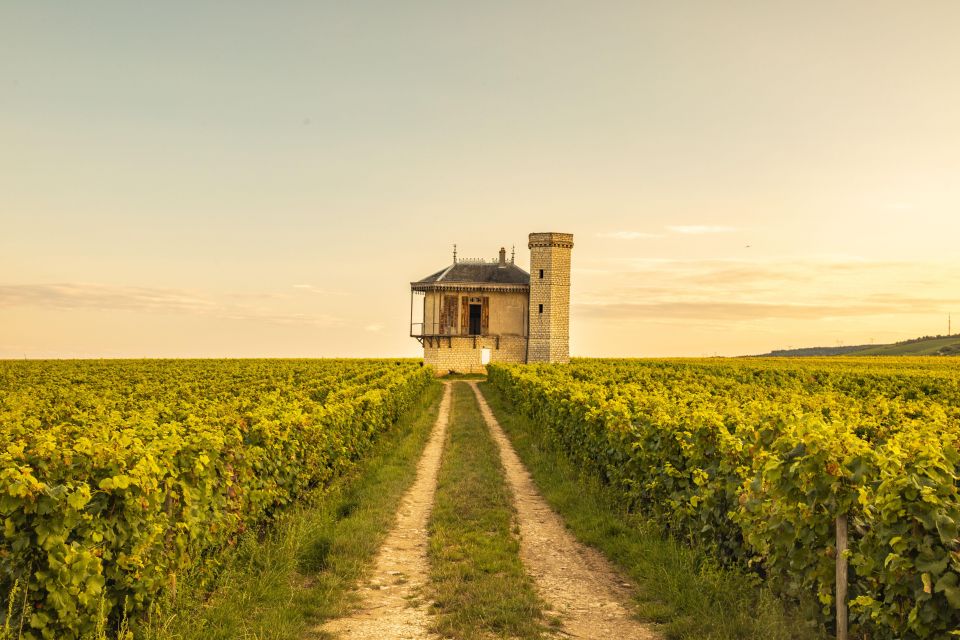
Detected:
left=410, top=322, right=467, bottom=338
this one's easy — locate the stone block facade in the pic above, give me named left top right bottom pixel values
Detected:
left=527, top=232, right=573, bottom=363
left=423, top=335, right=527, bottom=375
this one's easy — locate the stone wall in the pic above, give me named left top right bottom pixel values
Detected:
left=527, top=232, right=573, bottom=363
left=423, top=335, right=527, bottom=375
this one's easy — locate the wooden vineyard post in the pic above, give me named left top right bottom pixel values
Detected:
left=836, top=514, right=848, bottom=640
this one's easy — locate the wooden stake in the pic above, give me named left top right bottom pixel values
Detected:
left=836, top=514, right=848, bottom=640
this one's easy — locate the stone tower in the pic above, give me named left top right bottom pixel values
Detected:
left=527, top=232, right=573, bottom=363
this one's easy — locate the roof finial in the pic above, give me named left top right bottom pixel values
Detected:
left=511, top=245, right=515, bottom=264
left=453, top=244, right=457, bottom=264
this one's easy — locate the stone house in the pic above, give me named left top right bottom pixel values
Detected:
left=410, top=232, right=573, bottom=374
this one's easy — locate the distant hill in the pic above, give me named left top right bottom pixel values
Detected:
left=761, top=345, right=873, bottom=357
left=755, top=335, right=960, bottom=357
left=848, top=335, right=960, bottom=356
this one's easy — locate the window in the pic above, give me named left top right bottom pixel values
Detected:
left=538, top=304, right=543, bottom=314
left=539, top=269, right=544, bottom=279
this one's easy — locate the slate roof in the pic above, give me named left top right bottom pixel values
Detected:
left=413, top=262, right=530, bottom=287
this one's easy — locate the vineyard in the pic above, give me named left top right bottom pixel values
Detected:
left=488, top=358, right=960, bottom=640
left=0, top=359, right=431, bottom=639
left=4, top=356, right=960, bottom=640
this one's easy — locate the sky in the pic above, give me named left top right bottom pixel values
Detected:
left=2, top=1, right=959, bottom=358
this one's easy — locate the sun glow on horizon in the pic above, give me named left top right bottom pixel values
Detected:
left=3, top=2, right=959, bottom=358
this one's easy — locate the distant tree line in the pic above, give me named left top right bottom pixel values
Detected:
left=761, top=345, right=871, bottom=357
left=892, top=334, right=950, bottom=345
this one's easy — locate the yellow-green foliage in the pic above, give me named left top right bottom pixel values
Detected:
left=0, top=359, right=430, bottom=639
left=489, top=357, right=960, bottom=640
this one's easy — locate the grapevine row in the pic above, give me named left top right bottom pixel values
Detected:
left=0, top=359, right=431, bottom=639
left=488, top=358, right=960, bottom=639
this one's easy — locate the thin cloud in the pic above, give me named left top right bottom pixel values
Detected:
left=576, top=298, right=949, bottom=322
left=572, top=267, right=614, bottom=275
left=596, top=226, right=738, bottom=240
left=292, top=284, right=350, bottom=296
left=612, top=257, right=928, bottom=283
left=596, top=231, right=664, bottom=240
left=0, top=283, right=344, bottom=327
left=666, top=225, right=736, bottom=235
left=0, top=283, right=217, bottom=314
left=576, top=257, right=960, bottom=324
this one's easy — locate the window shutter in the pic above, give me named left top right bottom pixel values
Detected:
left=461, top=296, right=469, bottom=335
left=441, top=295, right=457, bottom=334
left=481, top=296, right=489, bottom=334
left=440, top=296, right=445, bottom=335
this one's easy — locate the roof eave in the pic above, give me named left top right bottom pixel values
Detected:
left=411, top=282, right=530, bottom=293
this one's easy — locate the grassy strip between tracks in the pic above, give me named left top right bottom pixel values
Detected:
left=137, top=381, right=445, bottom=640
left=478, top=381, right=826, bottom=640
left=427, top=383, right=549, bottom=640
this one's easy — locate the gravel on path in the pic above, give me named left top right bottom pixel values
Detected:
left=469, top=381, right=660, bottom=640
left=317, top=382, right=452, bottom=640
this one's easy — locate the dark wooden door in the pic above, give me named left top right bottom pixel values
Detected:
left=469, top=304, right=482, bottom=335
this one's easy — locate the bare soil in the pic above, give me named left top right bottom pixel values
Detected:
left=317, top=383, right=451, bottom=640
left=469, top=382, right=659, bottom=640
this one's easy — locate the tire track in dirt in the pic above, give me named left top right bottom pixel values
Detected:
left=469, top=381, right=659, bottom=640
left=317, top=382, right=451, bottom=640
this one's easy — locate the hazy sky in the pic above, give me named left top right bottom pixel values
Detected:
left=3, top=1, right=959, bottom=358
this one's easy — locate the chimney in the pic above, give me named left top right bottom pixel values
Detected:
left=498, top=247, right=506, bottom=268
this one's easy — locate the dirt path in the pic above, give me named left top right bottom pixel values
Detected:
left=318, top=383, right=451, bottom=640
left=469, top=382, right=659, bottom=640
